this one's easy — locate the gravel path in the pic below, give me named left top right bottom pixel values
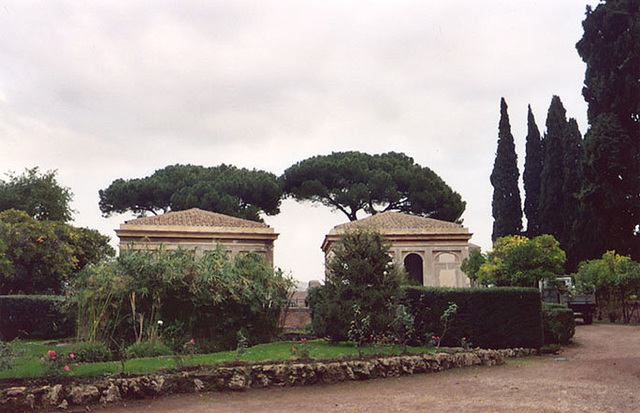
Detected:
left=100, top=324, right=640, bottom=413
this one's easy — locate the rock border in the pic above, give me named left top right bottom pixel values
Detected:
left=0, top=348, right=535, bottom=412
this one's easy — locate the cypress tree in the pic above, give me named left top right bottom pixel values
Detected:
left=576, top=0, right=640, bottom=260
left=523, top=105, right=543, bottom=238
left=490, top=98, right=522, bottom=241
left=562, top=118, right=585, bottom=271
left=539, top=96, right=566, bottom=242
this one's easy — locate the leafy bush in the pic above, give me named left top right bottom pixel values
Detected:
left=475, top=235, right=566, bottom=287
left=72, top=248, right=293, bottom=351
left=125, top=341, right=173, bottom=359
left=310, top=229, right=403, bottom=341
left=402, top=286, right=543, bottom=349
left=574, top=251, right=640, bottom=323
left=542, top=303, right=575, bottom=345
left=0, top=295, right=75, bottom=341
left=72, top=341, right=112, bottom=363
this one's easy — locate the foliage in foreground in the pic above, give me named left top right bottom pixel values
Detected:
left=0, top=339, right=435, bottom=380
left=72, top=247, right=294, bottom=351
left=541, top=303, right=575, bottom=345
left=574, top=251, right=640, bottom=323
left=0, top=295, right=76, bottom=341
left=463, top=234, right=566, bottom=287
left=309, top=228, right=404, bottom=342
left=403, top=286, right=543, bottom=349
left=0, top=209, right=114, bottom=294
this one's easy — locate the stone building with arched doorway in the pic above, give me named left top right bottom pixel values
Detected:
left=321, top=211, right=474, bottom=288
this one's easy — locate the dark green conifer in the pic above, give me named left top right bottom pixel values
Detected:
left=562, top=118, right=585, bottom=271
left=523, top=105, right=543, bottom=238
left=577, top=0, right=640, bottom=260
left=539, top=96, right=566, bottom=241
left=490, top=98, right=522, bottom=241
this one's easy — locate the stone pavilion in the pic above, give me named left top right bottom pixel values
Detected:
left=321, top=211, right=474, bottom=287
left=115, top=208, right=278, bottom=266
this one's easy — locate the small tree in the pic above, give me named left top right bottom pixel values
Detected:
left=310, top=228, right=403, bottom=341
left=0, top=209, right=114, bottom=294
left=390, top=304, right=415, bottom=354
left=0, top=167, right=74, bottom=222
left=574, top=251, right=640, bottom=323
left=476, top=235, right=566, bottom=287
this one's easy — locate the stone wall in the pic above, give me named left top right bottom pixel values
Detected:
left=0, top=348, right=536, bottom=412
left=280, top=307, right=311, bottom=332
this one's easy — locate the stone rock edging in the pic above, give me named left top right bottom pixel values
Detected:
left=1, top=348, right=536, bottom=412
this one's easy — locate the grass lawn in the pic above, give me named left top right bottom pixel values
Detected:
left=0, top=339, right=435, bottom=380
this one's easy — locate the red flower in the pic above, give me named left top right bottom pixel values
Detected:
left=47, top=350, right=56, bottom=357
left=75, top=363, right=79, bottom=367
left=52, top=357, right=56, bottom=361
left=69, top=353, right=75, bottom=359
left=190, top=339, right=195, bottom=345
left=370, top=334, right=374, bottom=338
left=301, top=338, right=307, bottom=343
left=64, top=366, right=70, bottom=372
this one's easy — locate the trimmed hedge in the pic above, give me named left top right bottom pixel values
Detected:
left=402, top=286, right=543, bottom=349
left=0, top=295, right=76, bottom=341
left=541, top=303, right=575, bottom=345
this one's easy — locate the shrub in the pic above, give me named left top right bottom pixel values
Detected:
left=0, top=295, right=75, bottom=341
left=403, top=286, right=543, bottom=349
left=542, top=303, right=575, bottom=345
left=72, top=248, right=294, bottom=351
left=72, top=341, right=112, bottom=363
left=310, top=229, right=403, bottom=341
left=125, top=341, right=173, bottom=359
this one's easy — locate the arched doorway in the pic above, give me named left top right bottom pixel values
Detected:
left=404, top=253, right=423, bottom=285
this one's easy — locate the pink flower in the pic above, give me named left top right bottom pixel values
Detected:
left=52, top=357, right=56, bottom=361
left=190, top=339, right=195, bottom=345
left=64, top=366, right=70, bottom=372
left=69, top=353, right=75, bottom=359
left=47, top=350, right=56, bottom=357
left=301, top=338, right=307, bottom=343
left=75, top=363, right=79, bottom=367
left=370, top=334, right=374, bottom=338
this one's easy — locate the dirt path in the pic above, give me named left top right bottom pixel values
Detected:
left=100, top=324, right=640, bottom=413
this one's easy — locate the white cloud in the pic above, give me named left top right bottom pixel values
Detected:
left=0, top=0, right=599, bottom=282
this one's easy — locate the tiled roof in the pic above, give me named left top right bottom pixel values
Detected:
left=123, top=208, right=269, bottom=228
left=330, top=211, right=466, bottom=233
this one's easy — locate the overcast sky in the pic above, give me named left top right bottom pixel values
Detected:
left=0, top=1, right=599, bottom=284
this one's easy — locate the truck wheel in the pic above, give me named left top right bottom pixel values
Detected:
left=583, top=314, right=593, bottom=325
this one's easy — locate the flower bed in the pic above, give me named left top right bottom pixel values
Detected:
left=0, top=348, right=536, bottom=412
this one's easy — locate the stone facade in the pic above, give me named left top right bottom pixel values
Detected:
left=321, top=211, right=474, bottom=288
left=116, top=208, right=278, bottom=266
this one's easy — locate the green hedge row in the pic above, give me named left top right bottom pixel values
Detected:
left=0, top=295, right=76, bottom=341
left=402, top=286, right=543, bottom=349
left=541, top=303, right=575, bottom=344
